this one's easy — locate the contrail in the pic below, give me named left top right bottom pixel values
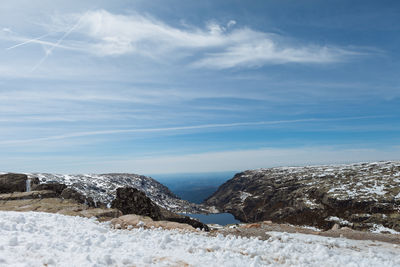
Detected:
left=31, top=12, right=87, bottom=72
left=6, top=32, right=53, bottom=50
left=0, top=115, right=386, bottom=145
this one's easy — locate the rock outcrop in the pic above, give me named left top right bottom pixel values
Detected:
left=0, top=173, right=28, bottom=193
left=205, top=161, right=400, bottom=232
left=112, top=187, right=209, bottom=231
left=112, top=187, right=163, bottom=220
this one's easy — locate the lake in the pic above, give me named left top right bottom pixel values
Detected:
left=149, top=171, right=241, bottom=225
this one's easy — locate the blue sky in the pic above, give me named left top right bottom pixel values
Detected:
left=0, top=0, right=399, bottom=174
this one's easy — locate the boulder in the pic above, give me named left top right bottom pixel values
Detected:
left=0, top=173, right=28, bottom=193
left=111, top=187, right=163, bottom=220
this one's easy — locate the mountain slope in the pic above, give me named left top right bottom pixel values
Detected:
left=205, top=161, right=400, bottom=231
left=27, top=173, right=209, bottom=213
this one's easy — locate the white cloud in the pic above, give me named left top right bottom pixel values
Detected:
left=44, top=9, right=357, bottom=68
left=193, top=43, right=356, bottom=69
left=227, top=20, right=236, bottom=28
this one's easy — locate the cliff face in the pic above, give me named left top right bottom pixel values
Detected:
left=205, top=161, right=400, bottom=231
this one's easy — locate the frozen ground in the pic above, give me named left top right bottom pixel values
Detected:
left=0, top=211, right=400, bottom=266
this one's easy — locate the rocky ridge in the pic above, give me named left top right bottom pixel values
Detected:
left=205, top=161, right=400, bottom=232
left=0, top=173, right=209, bottom=231
left=24, top=173, right=210, bottom=213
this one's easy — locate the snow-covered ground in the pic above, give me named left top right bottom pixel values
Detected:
left=0, top=211, right=399, bottom=266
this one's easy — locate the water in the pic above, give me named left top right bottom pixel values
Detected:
left=181, top=213, right=240, bottom=225
left=150, top=172, right=241, bottom=225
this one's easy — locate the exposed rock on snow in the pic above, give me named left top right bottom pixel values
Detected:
left=205, top=161, right=400, bottom=232
left=25, top=172, right=210, bottom=213
left=0, top=211, right=399, bottom=266
left=111, top=214, right=197, bottom=231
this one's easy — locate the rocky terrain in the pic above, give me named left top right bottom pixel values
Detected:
left=205, top=161, right=400, bottom=232
left=23, top=172, right=210, bottom=213
left=0, top=174, right=121, bottom=221
left=0, top=173, right=209, bottom=231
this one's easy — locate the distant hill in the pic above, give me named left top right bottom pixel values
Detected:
left=206, top=161, right=400, bottom=232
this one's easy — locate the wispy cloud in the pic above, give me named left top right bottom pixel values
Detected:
left=6, top=9, right=360, bottom=70
left=193, top=43, right=357, bottom=69
left=0, top=116, right=383, bottom=146
left=30, top=12, right=87, bottom=72
left=76, top=10, right=358, bottom=68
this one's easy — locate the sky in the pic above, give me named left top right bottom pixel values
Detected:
left=0, top=0, right=399, bottom=174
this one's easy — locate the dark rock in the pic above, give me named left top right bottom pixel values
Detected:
left=30, top=177, right=40, bottom=187
left=32, top=182, right=67, bottom=195
left=0, top=173, right=28, bottom=193
left=165, top=216, right=209, bottom=231
left=111, top=187, right=163, bottom=220
left=60, top=188, right=96, bottom=207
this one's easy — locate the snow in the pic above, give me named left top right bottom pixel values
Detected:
left=253, top=161, right=400, bottom=202
left=239, top=191, right=252, bottom=202
left=326, top=216, right=353, bottom=226
left=1, top=211, right=400, bottom=266
left=371, top=224, right=400, bottom=234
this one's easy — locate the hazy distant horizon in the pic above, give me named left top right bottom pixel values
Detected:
left=3, top=158, right=400, bottom=176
